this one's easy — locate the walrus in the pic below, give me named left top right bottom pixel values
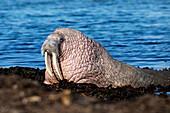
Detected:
left=41, top=28, right=170, bottom=88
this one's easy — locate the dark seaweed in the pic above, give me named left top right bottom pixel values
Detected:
left=0, top=66, right=169, bottom=102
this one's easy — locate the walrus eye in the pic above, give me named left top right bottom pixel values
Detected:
left=59, top=37, right=64, bottom=43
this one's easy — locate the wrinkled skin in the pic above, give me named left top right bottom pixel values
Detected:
left=41, top=28, right=170, bottom=88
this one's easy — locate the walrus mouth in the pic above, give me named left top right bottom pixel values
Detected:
left=45, top=51, right=63, bottom=81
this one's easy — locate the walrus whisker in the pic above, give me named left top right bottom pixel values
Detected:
left=52, top=52, right=63, bottom=80
left=45, top=52, right=53, bottom=77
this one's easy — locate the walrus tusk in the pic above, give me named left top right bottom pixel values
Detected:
left=52, top=52, right=63, bottom=80
left=45, top=52, right=53, bottom=77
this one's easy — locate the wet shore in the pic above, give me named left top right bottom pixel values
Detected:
left=0, top=66, right=170, bottom=113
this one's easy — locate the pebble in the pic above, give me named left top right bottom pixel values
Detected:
left=22, top=96, right=42, bottom=104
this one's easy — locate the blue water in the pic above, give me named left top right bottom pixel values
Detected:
left=0, top=0, right=170, bottom=69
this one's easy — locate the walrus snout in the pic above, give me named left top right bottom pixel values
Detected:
left=41, top=33, right=64, bottom=84
left=41, top=33, right=64, bottom=55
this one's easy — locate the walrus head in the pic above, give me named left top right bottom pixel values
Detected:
left=41, top=28, right=110, bottom=86
left=41, top=32, right=64, bottom=84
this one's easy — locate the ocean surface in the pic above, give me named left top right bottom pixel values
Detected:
left=0, top=0, right=170, bottom=69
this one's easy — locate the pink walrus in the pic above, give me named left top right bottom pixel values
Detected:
left=41, top=28, right=170, bottom=88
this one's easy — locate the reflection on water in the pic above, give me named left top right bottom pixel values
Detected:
left=0, top=0, right=169, bottom=69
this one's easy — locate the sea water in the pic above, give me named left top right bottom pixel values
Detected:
left=0, top=0, right=169, bottom=69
